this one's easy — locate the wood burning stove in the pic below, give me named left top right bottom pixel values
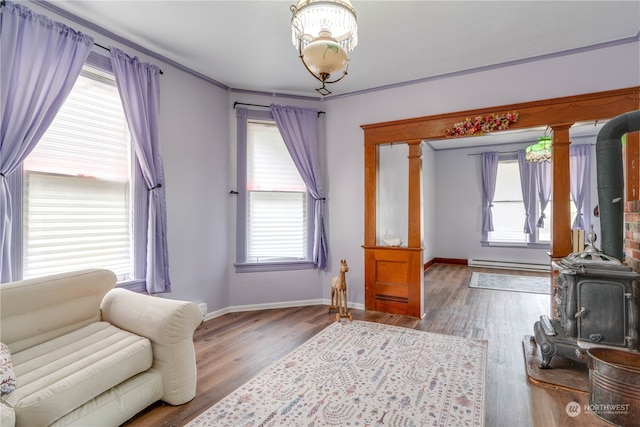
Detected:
left=533, top=230, right=640, bottom=368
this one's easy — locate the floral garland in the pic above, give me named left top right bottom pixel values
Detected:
left=445, top=111, right=519, bottom=138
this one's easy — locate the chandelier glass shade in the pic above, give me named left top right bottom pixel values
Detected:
left=291, top=0, right=358, bottom=95
left=525, top=136, right=553, bottom=163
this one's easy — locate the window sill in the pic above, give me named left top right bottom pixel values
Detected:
left=481, top=241, right=550, bottom=249
left=234, top=260, right=316, bottom=273
left=116, top=278, right=147, bottom=293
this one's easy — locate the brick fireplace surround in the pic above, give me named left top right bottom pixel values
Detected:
left=625, top=200, right=640, bottom=273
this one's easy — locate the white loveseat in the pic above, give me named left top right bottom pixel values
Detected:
left=0, top=269, right=203, bottom=427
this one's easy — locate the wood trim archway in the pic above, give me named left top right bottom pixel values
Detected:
left=361, top=86, right=640, bottom=317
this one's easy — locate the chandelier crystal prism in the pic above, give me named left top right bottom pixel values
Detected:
left=290, top=0, right=358, bottom=95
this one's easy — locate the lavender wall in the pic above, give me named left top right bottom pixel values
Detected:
left=322, top=40, right=640, bottom=305
left=159, top=69, right=230, bottom=309
left=16, top=2, right=640, bottom=314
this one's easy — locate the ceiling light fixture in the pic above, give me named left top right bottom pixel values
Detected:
left=290, top=0, right=358, bottom=96
left=525, top=135, right=552, bottom=163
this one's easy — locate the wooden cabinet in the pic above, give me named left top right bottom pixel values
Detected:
left=362, top=140, right=424, bottom=318
left=363, top=246, right=423, bottom=316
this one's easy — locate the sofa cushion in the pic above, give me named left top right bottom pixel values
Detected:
left=2, top=322, right=152, bottom=427
left=50, top=370, right=163, bottom=427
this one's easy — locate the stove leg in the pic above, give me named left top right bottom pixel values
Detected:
left=540, top=353, right=552, bottom=369
left=533, top=321, right=555, bottom=369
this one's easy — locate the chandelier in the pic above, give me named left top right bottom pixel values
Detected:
left=290, top=0, right=358, bottom=96
left=525, top=135, right=552, bottom=163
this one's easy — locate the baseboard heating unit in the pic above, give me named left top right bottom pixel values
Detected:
left=467, top=259, right=550, bottom=272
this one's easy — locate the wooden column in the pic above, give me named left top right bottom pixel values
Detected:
left=550, top=123, right=573, bottom=258
left=407, top=140, right=424, bottom=317
left=549, top=123, right=572, bottom=319
left=363, top=141, right=377, bottom=312
left=363, top=142, right=377, bottom=248
left=626, top=132, right=640, bottom=201
left=407, top=140, right=423, bottom=248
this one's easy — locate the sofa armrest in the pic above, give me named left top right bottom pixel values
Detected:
left=100, top=288, right=202, bottom=405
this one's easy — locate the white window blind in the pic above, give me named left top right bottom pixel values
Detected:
left=246, top=120, right=308, bottom=262
left=22, top=66, right=133, bottom=280
left=488, top=160, right=528, bottom=243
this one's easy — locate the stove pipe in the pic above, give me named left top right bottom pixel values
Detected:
left=596, top=109, right=640, bottom=258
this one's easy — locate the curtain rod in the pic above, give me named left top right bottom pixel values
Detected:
left=94, top=42, right=164, bottom=75
left=467, top=142, right=595, bottom=156
left=233, top=101, right=325, bottom=116
left=1, top=1, right=166, bottom=75
left=467, top=151, right=518, bottom=156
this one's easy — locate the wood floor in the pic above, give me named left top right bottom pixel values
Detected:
left=124, top=264, right=610, bottom=427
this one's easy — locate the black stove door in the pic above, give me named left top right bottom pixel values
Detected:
left=577, top=280, right=627, bottom=347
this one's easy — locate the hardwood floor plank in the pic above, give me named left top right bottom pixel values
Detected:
left=123, top=264, right=609, bottom=427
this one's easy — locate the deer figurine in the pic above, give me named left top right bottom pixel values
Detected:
left=329, top=259, right=351, bottom=321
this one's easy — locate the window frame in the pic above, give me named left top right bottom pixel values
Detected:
left=481, top=153, right=550, bottom=249
left=7, top=52, right=147, bottom=292
left=234, top=108, right=315, bottom=273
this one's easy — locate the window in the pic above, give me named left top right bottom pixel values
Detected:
left=13, top=59, right=145, bottom=287
left=485, top=155, right=578, bottom=246
left=235, top=108, right=314, bottom=272
left=488, top=160, right=530, bottom=243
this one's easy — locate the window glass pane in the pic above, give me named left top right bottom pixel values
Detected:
left=245, top=120, right=308, bottom=263
left=24, top=68, right=129, bottom=180
left=488, top=201, right=528, bottom=243
left=488, top=160, right=526, bottom=243
left=537, top=200, right=576, bottom=242
left=247, top=191, right=307, bottom=261
left=22, top=67, right=133, bottom=280
left=23, top=172, right=131, bottom=278
left=247, top=121, right=306, bottom=192
left=493, top=161, right=521, bottom=200
left=538, top=200, right=551, bottom=242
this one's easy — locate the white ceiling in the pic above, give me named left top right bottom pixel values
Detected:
left=42, top=0, right=640, bottom=99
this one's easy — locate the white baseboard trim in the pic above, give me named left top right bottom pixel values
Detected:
left=202, top=299, right=365, bottom=322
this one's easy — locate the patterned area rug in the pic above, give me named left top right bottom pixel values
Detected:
left=187, top=320, right=487, bottom=427
left=468, top=272, right=550, bottom=294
